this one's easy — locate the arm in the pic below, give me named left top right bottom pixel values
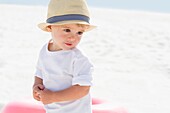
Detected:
left=38, top=85, right=90, bottom=104
left=32, top=76, right=45, bottom=101
left=33, top=76, right=43, bottom=87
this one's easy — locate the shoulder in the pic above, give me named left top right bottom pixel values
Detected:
left=38, top=43, right=48, bottom=56
left=72, top=48, right=88, bottom=60
left=72, top=48, right=93, bottom=66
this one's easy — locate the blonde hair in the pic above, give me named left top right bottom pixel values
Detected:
left=60, top=24, right=89, bottom=29
left=47, top=24, right=90, bottom=31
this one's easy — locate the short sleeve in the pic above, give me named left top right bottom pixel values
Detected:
left=72, top=57, right=93, bottom=86
left=34, top=55, right=43, bottom=79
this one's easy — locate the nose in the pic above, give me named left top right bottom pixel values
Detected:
left=68, top=35, right=76, bottom=42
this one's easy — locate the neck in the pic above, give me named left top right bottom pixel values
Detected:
left=48, top=41, right=62, bottom=51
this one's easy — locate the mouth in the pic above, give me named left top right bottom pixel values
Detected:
left=65, top=43, right=72, bottom=46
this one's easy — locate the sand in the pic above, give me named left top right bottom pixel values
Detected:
left=0, top=4, right=170, bottom=113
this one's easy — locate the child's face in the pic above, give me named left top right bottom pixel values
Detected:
left=50, top=24, right=85, bottom=50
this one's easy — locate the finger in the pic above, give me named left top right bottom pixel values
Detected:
left=36, top=97, right=41, bottom=101
left=34, top=95, right=41, bottom=101
left=38, top=85, right=45, bottom=90
left=37, top=90, right=43, bottom=97
left=33, top=87, right=41, bottom=92
left=38, top=94, right=41, bottom=98
left=36, top=91, right=41, bottom=95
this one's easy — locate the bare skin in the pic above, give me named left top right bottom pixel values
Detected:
left=33, top=76, right=90, bottom=104
left=32, top=77, right=45, bottom=101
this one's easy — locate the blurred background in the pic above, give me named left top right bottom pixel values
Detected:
left=0, top=1, right=170, bottom=113
left=0, top=0, right=170, bottom=13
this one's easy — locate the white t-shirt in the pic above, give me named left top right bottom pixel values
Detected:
left=35, top=42, right=93, bottom=113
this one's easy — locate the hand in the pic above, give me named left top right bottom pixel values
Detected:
left=33, top=84, right=45, bottom=101
left=37, top=88, right=54, bottom=105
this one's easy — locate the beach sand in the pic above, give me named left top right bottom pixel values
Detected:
left=0, top=4, right=170, bottom=113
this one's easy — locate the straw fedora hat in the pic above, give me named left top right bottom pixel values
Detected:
left=38, top=0, right=96, bottom=32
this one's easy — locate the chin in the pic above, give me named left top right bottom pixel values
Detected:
left=63, top=45, right=76, bottom=50
left=62, top=47, right=74, bottom=50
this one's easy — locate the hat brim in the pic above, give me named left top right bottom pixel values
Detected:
left=38, top=20, right=96, bottom=32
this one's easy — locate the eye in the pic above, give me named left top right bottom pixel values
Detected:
left=77, top=31, right=83, bottom=35
left=63, top=29, right=71, bottom=32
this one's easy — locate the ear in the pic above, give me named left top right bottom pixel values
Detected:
left=46, top=26, right=52, bottom=32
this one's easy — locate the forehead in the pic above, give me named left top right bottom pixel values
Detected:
left=50, top=24, right=88, bottom=31
left=61, top=24, right=85, bottom=29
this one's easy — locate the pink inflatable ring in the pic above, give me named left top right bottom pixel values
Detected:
left=1, top=98, right=128, bottom=113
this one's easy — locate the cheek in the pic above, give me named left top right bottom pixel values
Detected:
left=52, top=33, right=67, bottom=40
left=78, top=37, right=81, bottom=41
left=76, top=37, right=81, bottom=43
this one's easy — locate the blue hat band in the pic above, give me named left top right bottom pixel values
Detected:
left=46, top=14, right=90, bottom=23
